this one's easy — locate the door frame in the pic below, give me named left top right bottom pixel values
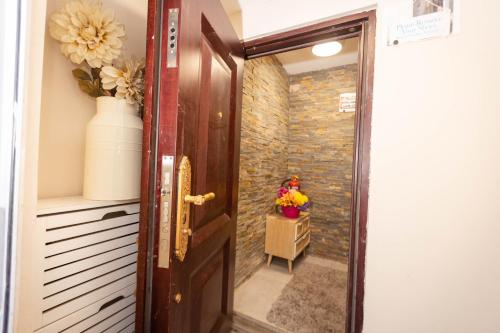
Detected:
left=136, top=4, right=375, bottom=332
left=135, top=1, right=165, bottom=331
left=242, top=10, right=376, bottom=333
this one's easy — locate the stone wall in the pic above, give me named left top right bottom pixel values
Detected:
left=236, top=60, right=358, bottom=285
left=235, top=56, right=289, bottom=286
left=288, top=64, right=358, bottom=263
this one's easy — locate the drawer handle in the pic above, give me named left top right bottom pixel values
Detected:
left=102, top=211, right=128, bottom=220
left=98, top=295, right=125, bottom=312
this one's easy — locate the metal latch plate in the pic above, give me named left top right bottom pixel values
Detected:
left=158, top=155, right=174, bottom=268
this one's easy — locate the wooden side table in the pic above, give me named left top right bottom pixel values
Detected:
left=265, top=212, right=311, bottom=273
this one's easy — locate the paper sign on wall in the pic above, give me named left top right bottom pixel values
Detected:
left=388, top=0, right=459, bottom=46
left=339, top=93, right=356, bottom=113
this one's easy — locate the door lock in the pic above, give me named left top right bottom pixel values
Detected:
left=158, top=156, right=174, bottom=269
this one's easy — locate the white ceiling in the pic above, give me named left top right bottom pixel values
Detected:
left=219, top=0, right=241, bottom=15
left=220, top=0, right=376, bottom=40
left=275, top=37, right=359, bottom=75
left=218, top=1, right=359, bottom=75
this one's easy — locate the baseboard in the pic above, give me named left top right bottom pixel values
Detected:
left=231, top=312, right=289, bottom=333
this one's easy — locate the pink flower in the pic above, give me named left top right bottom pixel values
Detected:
left=277, top=187, right=288, bottom=198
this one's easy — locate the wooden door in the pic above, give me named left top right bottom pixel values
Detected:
left=137, top=0, right=243, bottom=332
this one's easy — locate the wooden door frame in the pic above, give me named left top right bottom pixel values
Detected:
left=242, top=10, right=376, bottom=333
left=136, top=1, right=165, bottom=331
left=136, top=4, right=375, bottom=332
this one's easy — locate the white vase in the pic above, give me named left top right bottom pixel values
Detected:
left=83, top=96, right=143, bottom=200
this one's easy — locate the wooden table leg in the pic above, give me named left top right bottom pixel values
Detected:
left=267, top=254, right=273, bottom=267
left=288, top=260, right=292, bottom=274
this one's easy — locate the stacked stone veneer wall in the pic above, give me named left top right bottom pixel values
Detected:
left=288, top=64, right=358, bottom=263
left=235, top=59, right=358, bottom=285
left=235, top=56, right=289, bottom=286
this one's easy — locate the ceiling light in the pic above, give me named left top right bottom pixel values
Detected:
left=312, top=41, right=342, bottom=57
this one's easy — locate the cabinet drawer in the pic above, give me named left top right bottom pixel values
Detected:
left=36, top=284, right=136, bottom=332
left=293, top=230, right=310, bottom=259
left=294, top=217, right=310, bottom=240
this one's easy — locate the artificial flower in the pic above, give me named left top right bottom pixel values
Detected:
left=277, top=187, right=289, bottom=198
left=298, top=201, right=311, bottom=211
left=291, top=190, right=309, bottom=206
left=49, top=0, right=125, bottom=68
left=100, top=58, right=145, bottom=106
left=276, top=189, right=309, bottom=208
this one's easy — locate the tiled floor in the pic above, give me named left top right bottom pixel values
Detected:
left=234, top=254, right=347, bottom=331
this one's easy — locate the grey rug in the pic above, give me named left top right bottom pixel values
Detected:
left=266, top=262, right=347, bottom=333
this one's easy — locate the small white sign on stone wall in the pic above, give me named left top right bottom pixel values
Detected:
left=339, top=93, right=356, bottom=113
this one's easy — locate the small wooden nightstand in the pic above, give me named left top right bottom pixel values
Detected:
left=265, top=212, right=311, bottom=273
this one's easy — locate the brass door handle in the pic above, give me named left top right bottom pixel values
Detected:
left=175, top=157, right=216, bottom=262
left=185, top=192, right=215, bottom=205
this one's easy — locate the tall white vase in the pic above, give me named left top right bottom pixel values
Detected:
left=83, top=96, right=143, bottom=200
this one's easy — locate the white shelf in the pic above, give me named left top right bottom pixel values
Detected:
left=37, top=196, right=140, bottom=215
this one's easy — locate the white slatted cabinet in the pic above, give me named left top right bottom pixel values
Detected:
left=33, top=197, right=140, bottom=333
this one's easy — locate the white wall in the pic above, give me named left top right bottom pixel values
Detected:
left=38, top=0, right=148, bottom=198
left=239, top=1, right=500, bottom=332
left=365, top=1, right=500, bottom=332
left=14, top=0, right=49, bottom=331
left=238, top=0, right=376, bottom=40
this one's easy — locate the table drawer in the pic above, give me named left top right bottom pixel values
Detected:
left=293, top=230, right=310, bottom=259
left=294, top=217, right=310, bottom=240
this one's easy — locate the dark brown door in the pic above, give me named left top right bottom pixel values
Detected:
left=136, top=0, right=243, bottom=332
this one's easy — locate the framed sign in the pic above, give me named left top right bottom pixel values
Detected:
left=388, top=0, right=459, bottom=46
left=339, top=93, right=356, bottom=113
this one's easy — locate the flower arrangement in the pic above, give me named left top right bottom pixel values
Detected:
left=276, top=187, right=310, bottom=209
left=276, top=187, right=310, bottom=218
left=49, top=0, right=145, bottom=107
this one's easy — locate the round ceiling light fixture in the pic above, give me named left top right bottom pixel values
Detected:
left=312, top=41, right=342, bottom=57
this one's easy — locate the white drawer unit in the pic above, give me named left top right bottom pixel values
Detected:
left=31, top=197, right=140, bottom=332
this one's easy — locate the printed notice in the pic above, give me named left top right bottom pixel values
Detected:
left=339, top=93, right=356, bottom=113
left=389, top=11, right=450, bottom=45
left=388, top=0, right=459, bottom=46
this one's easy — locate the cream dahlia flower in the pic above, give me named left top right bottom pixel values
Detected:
left=100, top=58, right=145, bottom=106
left=49, top=0, right=125, bottom=68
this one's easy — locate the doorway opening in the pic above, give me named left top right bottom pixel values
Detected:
left=134, top=5, right=375, bottom=333
left=229, top=12, right=375, bottom=333
left=233, top=38, right=358, bottom=333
